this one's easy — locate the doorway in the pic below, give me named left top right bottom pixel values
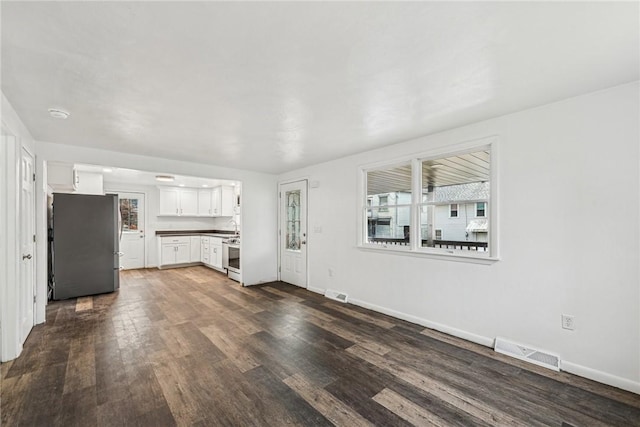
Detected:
left=19, top=147, right=36, bottom=343
left=279, top=180, right=307, bottom=288
left=117, top=192, right=145, bottom=270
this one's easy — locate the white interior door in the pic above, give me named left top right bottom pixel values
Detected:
left=279, top=180, right=307, bottom=288
left=19, top=147, right=35, bottom=343
left=118, top=192, right=145, bottom=270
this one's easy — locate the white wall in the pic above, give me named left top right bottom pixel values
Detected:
left=36, top=141, right=279, bottom=290
left=278, top=82, right=640, bottom=392
left=103, top=182, right=240, bottom=268
left=1, top=92, right=42, bottom=362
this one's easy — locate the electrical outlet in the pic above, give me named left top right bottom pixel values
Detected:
left=328, top=268, right=334, bottom=277
left=561, top=314, right=575, bottom=330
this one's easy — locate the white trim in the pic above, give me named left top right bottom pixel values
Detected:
left=349, top=297, right=495, bottom=347
left=277, top=178, right=309, bottom=288
left=357, top=135, right=499, bottom=263
left=20, top=146, right=38, bottom=338
left=107, top=189, right=149, bottom=268
left=307, top=285, right=325, bottom=295
left=561, top=361, right=640, bottom=395
left=350, top=296, right=640, bottom=394
left=0, top=129, right=21, bottom=361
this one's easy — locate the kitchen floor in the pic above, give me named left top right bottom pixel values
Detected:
left=2, top=267, right=639, bottom=426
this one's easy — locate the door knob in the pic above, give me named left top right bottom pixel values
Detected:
left=22, top=254, right=32, bottom=260
left=301, top=241, right=306, bottom=245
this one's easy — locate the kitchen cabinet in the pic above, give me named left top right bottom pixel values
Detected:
left=158, top=187, right=198, bottom=216
left=180, top=189, right=198, bottom=216
left=209, top=237, right=223, bottom=269
left=159, top=236, right=190, bottom=266
left=199, top=236, right=222, bottom=269
left=190, top=236, right=201, bottom=262
left=210, top=186, right=235, bottom=217
left=201, top=236, right=210, bottom=265
left=198, top=189, right=213, bottom=216
left=158, top=188, right=179, bottom=216
left=48, top=162, right=78, bottom=191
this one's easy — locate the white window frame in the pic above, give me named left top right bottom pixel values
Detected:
left=361, top=160, right=413, bottom=252
left=449, top=203, right=459, bottom=218
left=357, top=136, right=499, bottom=263
left=476, top=201, right=486, bottom=218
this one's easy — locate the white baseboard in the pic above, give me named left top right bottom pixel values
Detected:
left=307, top=285, right=325, bottom=295
left=561, top=361, right=640, bottom=394
left=348, top=297, right=494, bottom=348
left=348, top=297, right=640, bottom=395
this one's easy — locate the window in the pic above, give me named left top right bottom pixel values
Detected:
left=378, top=195, right=389, bottom=212
left=361, top=139, right=495, bottom=260
left=119, top=198, right=138, bottom=231
left=476, top=202, right=486, bottom=217
left=365, top=163, right=412, bottom=247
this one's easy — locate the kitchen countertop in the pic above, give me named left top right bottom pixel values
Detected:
left=156, top=230, right=237, bottom=237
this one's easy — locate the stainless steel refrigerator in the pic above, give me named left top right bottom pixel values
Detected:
left=52, top=193, right=120, bottom=300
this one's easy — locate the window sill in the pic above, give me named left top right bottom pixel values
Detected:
left=357, top=245, right=500, bottom=265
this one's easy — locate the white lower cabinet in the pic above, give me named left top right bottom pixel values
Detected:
left=190, top=236, right=201, bottom=262
left=209, top=238, right=223, bottom=269
left=158, top=234, right=226, bottom=271
left=201, top=236, right=210, bottom=265
left=159, top=236, right=191, bottom=267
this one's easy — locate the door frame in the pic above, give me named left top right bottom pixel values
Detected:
left=277, top=177, right=309, bottom=288
left=115, top=190, right=147, bottom=270
left=19, top=145, right=37, bottom=341
left=106, top=188, right=149, bottom=268
left=0, top=125, right=36, bottom=361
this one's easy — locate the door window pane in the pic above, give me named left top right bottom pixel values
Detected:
left=286, top=190, right=301, bottom=251
left=120, top=199, right=138, bottom=231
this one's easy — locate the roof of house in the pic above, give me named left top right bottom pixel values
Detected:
left=433, top=182, right=490, bottom=202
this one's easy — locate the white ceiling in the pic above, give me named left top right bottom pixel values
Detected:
left=2, top=2, right=638, bottom=174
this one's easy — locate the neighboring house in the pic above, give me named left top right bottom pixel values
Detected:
left=367, top=182, right=489, bottom=246
left=367, top=192, right=411, bottom=239
left=431, top=181, right=489, bottom=243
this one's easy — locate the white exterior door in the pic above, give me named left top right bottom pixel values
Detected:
left=118, top=192, right=145, bottom=270
left=19, top=148, right=35, bottom=343
left=279, top=180, right=307, bottom=288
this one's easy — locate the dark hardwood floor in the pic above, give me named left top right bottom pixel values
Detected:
left=2, top=266, right=639, bottom=426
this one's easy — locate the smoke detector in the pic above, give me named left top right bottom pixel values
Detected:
left=48, top=108, right=70, bottom=119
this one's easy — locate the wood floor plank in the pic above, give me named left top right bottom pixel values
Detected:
left=322, top=301, right=397, bottom=329
left=75, top=296, right=94, bottom=312
left=3, top=267, right=638, bottom=426
left=199, top=325, right=261, bottom=373
left=283, top=373, right=373, bottom=427
left=373, top=387, right=451, bottom=427
left=63, top=336, right=96, bottom=394
left=347, top=344, right=532, bottom=427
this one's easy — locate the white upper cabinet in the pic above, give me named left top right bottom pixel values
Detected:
left=159, top=185, right=237, bottom=217
left=47, top=162, right=78, bottom=192
left=158, top=187, right=198, bottom=216
left=179, top=189, right=198, bottom=216
left=211, top=185, right=235, bottom=217
left=219, top=186, right=235, bottom=217
left=159, top=187, right=180, bottom=216
left=198, top=189, right=213, bottom=216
